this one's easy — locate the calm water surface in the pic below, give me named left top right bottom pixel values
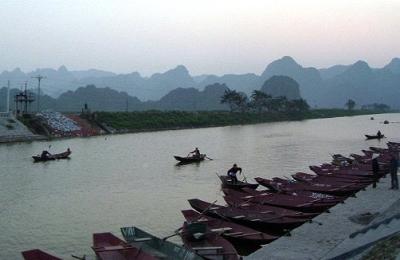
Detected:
left=1, top=114, right=399, bottom=259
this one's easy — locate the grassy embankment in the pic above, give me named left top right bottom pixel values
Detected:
left=95, top=109, right=390, bottom=132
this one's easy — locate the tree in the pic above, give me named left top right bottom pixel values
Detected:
left=345, top=99, right=356, bottom=110
left=249, top=90, right=272, bottom=113
left=268, top=96, right=287, bottom=112
left=220, top=89, right=248, bottom=112
left=286, top=99, right=310, bottom=113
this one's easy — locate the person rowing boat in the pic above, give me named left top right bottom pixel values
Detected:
left=188, top=147, right=200, bottom=158
left=227, top=164, right=242, bottom=184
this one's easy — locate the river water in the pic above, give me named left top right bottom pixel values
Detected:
left=1, top=113, right=399, bottom=259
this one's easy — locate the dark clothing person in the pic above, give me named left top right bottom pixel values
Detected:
left=41, top=150, right=51, bottom=159
left=390, top=155, right=399, bottom=190
left=377, top=131, right=382, bottom=137
left=227, top=164, right=242, bottom=184
left=190, top=148, right=200, bottom=158
left=372, top=158, right=379, bottom=188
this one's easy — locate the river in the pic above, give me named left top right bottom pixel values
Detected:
left=1, top=113, right=399, bottom=259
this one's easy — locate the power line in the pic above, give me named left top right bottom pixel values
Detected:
left=32, top=75, right=46, bottom=112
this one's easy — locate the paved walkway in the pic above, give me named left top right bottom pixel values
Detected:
left=246, top=177, right=400, bottom=260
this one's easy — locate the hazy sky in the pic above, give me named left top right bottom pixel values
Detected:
left=0, top=0, right=399, bottom=75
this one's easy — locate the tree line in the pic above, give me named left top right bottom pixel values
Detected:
left=220, top=89, right=309, bottom=114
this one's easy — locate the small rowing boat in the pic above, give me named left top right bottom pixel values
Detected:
left=32, top=150, right=71, bottom=162
left=188, top=199, right=310, bottom=231
left=218, top=175, right=259, bottom=190
left=174, top=154, right=206, bottom=164
left=21, top=249, right=61, bottom=260
left=92, top=232, right=156, bottom=260
left=365, top=134, right=385, bottom=140
left=182, top=209, right=278, bottom=244
left=120, top=226, right=203, bottom=260
left=180, top=221, right=240, bottom=260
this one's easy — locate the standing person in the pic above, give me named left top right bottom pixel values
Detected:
left=227, top=164, right=242, bottom=184
left=389, top=153, right=399, bottom=190
left=371, top=154, right=380, bottom=188
left=377, top=130, right=382, bottom=137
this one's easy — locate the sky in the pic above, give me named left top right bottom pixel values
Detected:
left=0, top=0, right=399, bottom=76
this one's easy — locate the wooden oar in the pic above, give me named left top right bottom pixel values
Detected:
left=205, top=156, right=213, bottom=160
left=162, top=200, right=219, bottom=241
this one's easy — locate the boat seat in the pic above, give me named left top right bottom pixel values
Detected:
left=93, top=245, right=133, bottom=252
left=225, top=232, right=243, bottom=236
left=210, top=227, right=233, bottom=232
left=133, top=237, right=152, bottom=242
left=232, top=215, right=245, bottom=219
left=233, top=232, right=261, bottom=237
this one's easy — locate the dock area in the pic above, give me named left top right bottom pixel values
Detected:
left=246, top=176, right=400, bottom=260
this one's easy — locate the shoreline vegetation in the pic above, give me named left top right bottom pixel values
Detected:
left=1, top=109, right=393, bottom=144
left=94, top=109, right=392, bottom=134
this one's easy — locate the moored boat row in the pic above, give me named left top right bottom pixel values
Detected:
left=22, top=141, right=400, bottom=259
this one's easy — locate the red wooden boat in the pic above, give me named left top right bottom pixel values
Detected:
left=254, top=177, right=346, bottom=203
left=188, top=199, right=310, bottom=231
left=292, top=172, right=368, bottom=190
left=222, top=186, right=335, bottom=212
left=314, top=170, right=374, bottom=181
left=309, top=165, right=375, bottom=178
left=21, top=249, right=61, bottom=260
left=180, top=221, right=240, bottom=260
left=92, top=232, right=156, bottom=260
left=181, top=209, right=278, bottom=244
left=255, top=176, right=352, bottom=197
left=222, top=193, right=318, bottom=219
left=218, top=175, right=259, bottom=190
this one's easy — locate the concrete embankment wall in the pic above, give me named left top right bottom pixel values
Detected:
left=246, top=177, right=400, bottom=260
left=0, top=114, right=45, bottom=143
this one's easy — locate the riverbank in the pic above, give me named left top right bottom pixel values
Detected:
left=246, top=176, right=400, bottom=260
left=0, top=109, right=393, bottom=144
left=95, top=109, right=391, bottom=133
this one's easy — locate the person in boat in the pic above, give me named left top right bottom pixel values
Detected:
left=377, top=130, right=382, bottom=137
left=389, top=153, right=399, bottom=190
left=227, top=164, right=242, bottom=184
left=67, top=148, right=71, bottom=154
left=371, top=154, right=380, bottom=188
left=189, top=147, right=201, bottom=158
left=41, top=150, right=51, bottom=159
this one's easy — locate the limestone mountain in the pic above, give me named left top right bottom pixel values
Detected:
left=260, top=56, right=322, bottom=105
left=319, top=65, right=350, bottom=80
left=384, top=58, right=400, bottom=74
left=260, top=76, right=301, bottom=100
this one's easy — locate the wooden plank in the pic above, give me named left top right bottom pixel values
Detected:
left=192, top=246, right=223, bottom=250
left=231, top=232, right=262, bottom=238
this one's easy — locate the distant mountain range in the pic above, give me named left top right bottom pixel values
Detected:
left=0, top=83, right=230, bottom=112
left=1, top=56, right=399, bottom=108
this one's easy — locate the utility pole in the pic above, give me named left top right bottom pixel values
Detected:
left=32, top=75, right=46, bottom=112
left=6, top=80, right=10, bottom=113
